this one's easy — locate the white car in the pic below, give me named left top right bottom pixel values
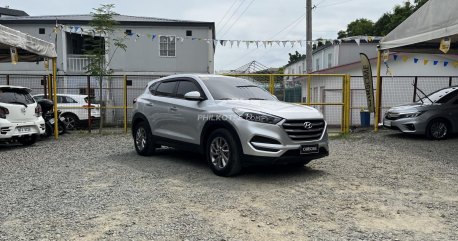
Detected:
left=33, top=94, right=100, bottom=130
left=0, top=85, right=45, bottom=145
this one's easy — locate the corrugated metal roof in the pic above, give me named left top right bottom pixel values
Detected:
left=0, top=14, right=207, bottom=24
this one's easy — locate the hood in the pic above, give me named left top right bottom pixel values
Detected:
left=216, top=100, right=323, bottom=120
left=388, top=102, right=437, bottom=113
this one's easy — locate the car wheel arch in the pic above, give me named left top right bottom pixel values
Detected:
left=426, top=117, right=453, bottom=138
left=132, top=113, right=149, bottom=137
left=200, top=120, right=243, bottom=154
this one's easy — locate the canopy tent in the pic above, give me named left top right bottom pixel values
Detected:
left=374, top=0, right=458, bottom=131
left=0, top=24, right=59, bottom=138
left=0, top=24, right=57, bottom=62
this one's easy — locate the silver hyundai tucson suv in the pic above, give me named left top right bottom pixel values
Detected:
left=132, top=74, right=329, bottom=176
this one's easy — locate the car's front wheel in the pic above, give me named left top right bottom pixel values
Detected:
left=426, top=119, right=450, bottom=140
left=133, top=121, right=156, bottom=156
left=206, top=129, right=242, bottom=177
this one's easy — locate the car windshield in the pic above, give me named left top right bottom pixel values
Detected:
left=0, top=88, right=35, bottom=106
left=419, top=87, right=458, bottom=104
left=200, top=76, right=277, bottom=101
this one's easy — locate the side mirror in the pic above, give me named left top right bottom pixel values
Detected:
left=184, top=91, right=204, bottom=101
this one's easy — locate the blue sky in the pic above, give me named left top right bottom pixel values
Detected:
left=3, top=0, right=409, bottom=71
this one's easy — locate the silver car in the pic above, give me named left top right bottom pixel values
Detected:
left=132, top=74, right=329, bottom=176
left=383, top=86, right=458, bottom=140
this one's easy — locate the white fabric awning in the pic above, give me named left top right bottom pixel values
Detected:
left=380, top=0, right=458, bottom=54
left=0, top=24, right=57, bottom=62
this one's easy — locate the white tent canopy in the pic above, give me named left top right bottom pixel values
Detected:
left=0, top=24, right=57, bottom=62
left=380, top=0, right=458, bottom=54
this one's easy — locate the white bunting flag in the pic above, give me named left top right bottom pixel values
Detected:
left=355, top=39, right=361, bottom=46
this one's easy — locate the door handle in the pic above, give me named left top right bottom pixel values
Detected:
left=146, top=103, right=154, bottom=107
left=170, top=106, right=178, bottom=111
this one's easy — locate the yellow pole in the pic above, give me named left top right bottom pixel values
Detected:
left=307, top=75, right=311, bottom=105
left=269, top=75, right=274, bottom=94
left=52, top=58, right=59, bottom=140
left=374, top=50, right=383, bottom=132
left=124, top=75, right=128, bottom=133
left=345, top=74, right=352, bottom=134
left=341, top=76, right=346, bottom=133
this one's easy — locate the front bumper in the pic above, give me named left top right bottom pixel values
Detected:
left=382, top=117, right=427, bottom=135
left=0, top=118, right=46, bottom=139
left=232, top=118, right=329, bottom=162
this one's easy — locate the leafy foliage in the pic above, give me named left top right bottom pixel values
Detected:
left=85, top=4, right=127, bottom=76
left=338, top=0, right=430, bottom=38
left=288, top=51, right=305, bottom=65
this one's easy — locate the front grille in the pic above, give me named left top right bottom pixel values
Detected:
left=282, top=119, right=325, bottom=141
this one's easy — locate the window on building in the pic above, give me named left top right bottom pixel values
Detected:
left=160, top=36, right=176, bottom=57
left=327, top=53, right=332, bottom=68
left=186, top=30, right=192, bottom=37
left=39, top=28, right=45, bottom=35
left=316, top=59, right=320, bottom=71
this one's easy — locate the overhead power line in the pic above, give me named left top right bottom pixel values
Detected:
left=219, top=0, right=256, bottom=38
left=217, top=0, right=246, bottom=35
left=216, top=0, right=239, bottom=28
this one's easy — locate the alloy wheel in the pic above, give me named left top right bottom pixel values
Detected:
left=431, top=121, right=447, bottom=139
left=136, top=127, right=147, bottom=151
left=210, top=137, right=230, bottom=170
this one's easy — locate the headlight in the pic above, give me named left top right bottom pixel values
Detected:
left=399, top=111, right=426, bottom=119
left=233, top=108, right=283, bottom=124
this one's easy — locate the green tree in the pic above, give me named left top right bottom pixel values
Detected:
left=338, top=18, right=374, bottom=38
left=85, top=4, right=127, bottom=132
left=288, top=51, right=305, bottom=65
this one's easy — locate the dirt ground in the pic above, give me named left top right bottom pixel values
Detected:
left=0, top=131, right=457, bottom=240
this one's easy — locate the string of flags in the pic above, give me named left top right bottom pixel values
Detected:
left=390, top=53, right=458, bottom=68
left=49, top=24, right=382, bottom=49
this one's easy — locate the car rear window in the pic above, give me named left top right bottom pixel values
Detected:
left=0, top=88, right=35, bottom=105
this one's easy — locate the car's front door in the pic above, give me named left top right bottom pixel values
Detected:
left=166, top=79, right=207, bottom=145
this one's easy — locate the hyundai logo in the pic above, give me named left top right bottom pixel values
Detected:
left=304, top=122, right=313, bottom=129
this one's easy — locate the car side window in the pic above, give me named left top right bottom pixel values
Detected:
left=437, top=89, right=458, bottom=103
left=176, top=81, right=201, bottom=99
left=57, top=96, right=64, bottom=103
left=453, top=98, right=458, bottom=105
left=34, top=95, right=44, bottom=101
left=66, top=97, right=78, bottom=104
left=155, top=81, right=177, bottom=97
left=149, top=82, right=159, bottom=95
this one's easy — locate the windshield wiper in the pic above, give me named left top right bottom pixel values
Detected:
left=412, top=83, right=434, bottom=103
left=219, top=98, right=233, bottom=100
left=248, top=98, right=267, bottom=100
left=9, top=101, right=28, bottom=107
left=236, top=85, right=257, bottom=88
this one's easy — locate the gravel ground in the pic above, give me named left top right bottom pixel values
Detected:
left=0, top=130, right=457, bottom=241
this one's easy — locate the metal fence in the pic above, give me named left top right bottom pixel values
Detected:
left=1, top=73, right=456, bottom=136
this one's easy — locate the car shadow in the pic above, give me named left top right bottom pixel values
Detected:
left=112, top=147, right=327, bottom=181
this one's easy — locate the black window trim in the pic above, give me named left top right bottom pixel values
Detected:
left=150, top=77, right=207, bottom=100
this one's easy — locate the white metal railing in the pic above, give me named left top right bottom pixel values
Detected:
left=67, top=55, right=93, bottom=72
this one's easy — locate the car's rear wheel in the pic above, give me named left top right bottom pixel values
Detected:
left=19, top=135, right=37, bottom=146
left=62, top=113, right=79, bottom=131
left=134, top=121, right=156, bottom=156
left=426, top=119, right=449, bottom=140
left=206, top=129, right=242, bottom=177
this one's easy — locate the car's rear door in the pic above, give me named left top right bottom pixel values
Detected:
left=166, top=78, right=207, bottom=144
left=147, top=80, right=178, bottom=140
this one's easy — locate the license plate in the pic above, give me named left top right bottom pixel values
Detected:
left=17, top=127, right=31, bottom=132
left=384, top=120, right=392, bottom=127
left=300, top=144, right=319, bottom=154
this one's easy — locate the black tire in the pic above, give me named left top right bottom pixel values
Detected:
left=206, top=128, right=242, bottom=177
left=61, top=113, right=79, bottom=131
left=426, top=119, right=450, bottom=140
left=58, top=120, right=67, bottom=135
left=133, top=121, right=156, bottom=156
left=19, top=135, right=37, bottom=146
